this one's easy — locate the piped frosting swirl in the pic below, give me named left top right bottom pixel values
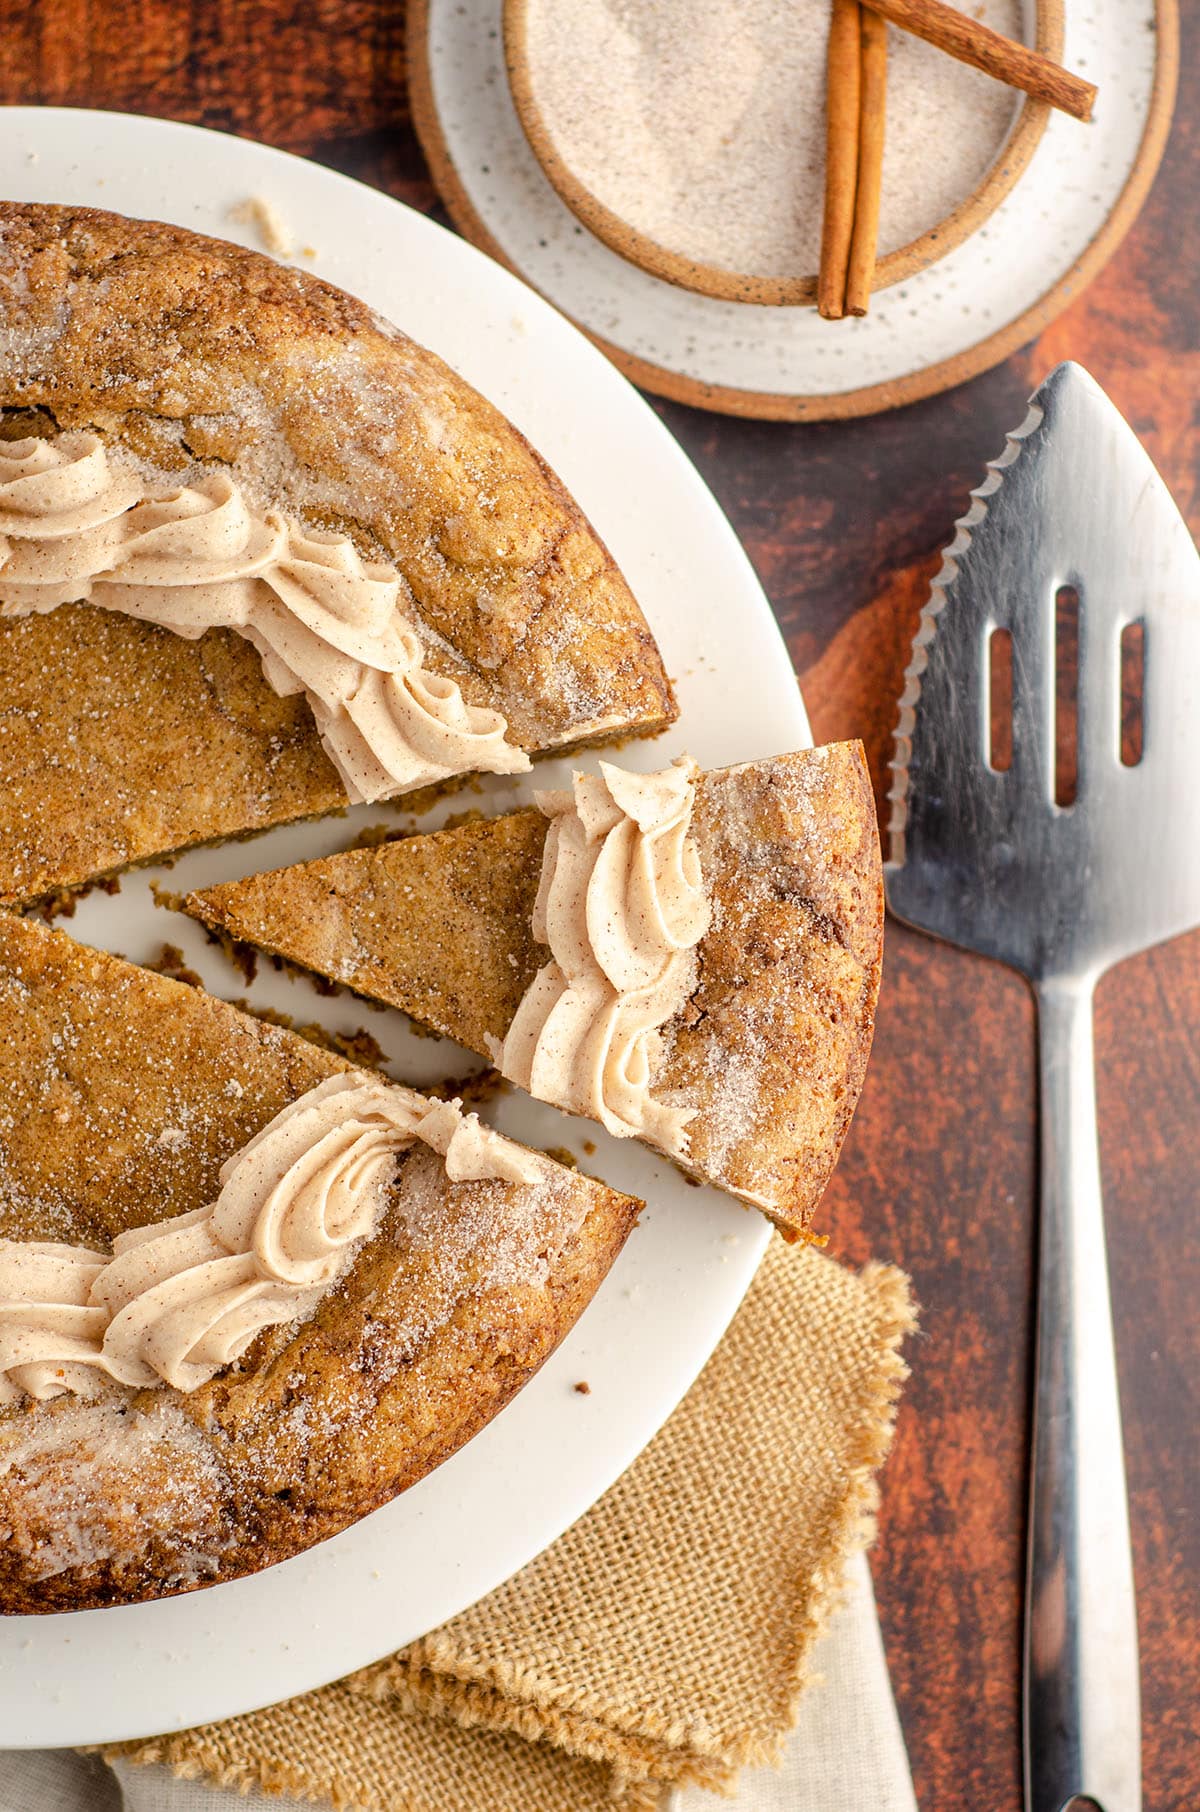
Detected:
left=498, top=758, right=711, bottom=1153
left=0, top=1073, right=541, bottom=1407
left=0, top=432, right=531, bottom=803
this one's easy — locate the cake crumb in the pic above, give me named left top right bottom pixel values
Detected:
left=573, top=1380, right=591, bottom=1395
left=229, top=939, right=260, bottom=986
left=350, top=822, right=395, bottom=851
left=319, top=1025, right=388, bottom=1068
left=26, top=875, right=120, bottom=923
left=424, top=1068, right=503, bottom=1109
left=228, top=196, right=295, bottom=259
left=229, top=999, right=388, bottom=1071
left=150, top=881, right=183, bottom=912
left=144, top=944, right=204, bottom=990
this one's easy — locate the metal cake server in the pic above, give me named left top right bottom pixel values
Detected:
left=885, top=362, right=1200, bottom=1812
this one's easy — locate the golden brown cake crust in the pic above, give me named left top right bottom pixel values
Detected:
left=0, top=202, right=675, bottom=903
left=662, top=742, right=882, bottom=1233
left=187, top=744, right=884, bottom=1237
left=0, top=913, right=639, bottom=1613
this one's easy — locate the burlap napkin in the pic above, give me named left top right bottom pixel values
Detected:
left=112, top=1238, right=913, bottom=1812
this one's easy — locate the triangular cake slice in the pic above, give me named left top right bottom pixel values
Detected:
left=185, top=743, right=883, bottom=1238
left=0, top=912, right=639, bottom=1613
left=0, top=203, right=675, bottom=906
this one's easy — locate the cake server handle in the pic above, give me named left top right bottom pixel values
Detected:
left=1025, top=977, right=1140, bottom=1812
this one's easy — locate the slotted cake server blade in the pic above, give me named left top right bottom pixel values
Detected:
left=885, top=362, right=1200, bottom=1812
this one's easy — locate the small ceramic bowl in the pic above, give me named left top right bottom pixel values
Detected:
left=503, top=0, right=1060, bottom=307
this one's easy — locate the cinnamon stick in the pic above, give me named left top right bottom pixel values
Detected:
left=818, top=0, right=863, bottom=320
left=845, top=8, right=887, bottom=316
left=862, top=0, right=1096, bottom=122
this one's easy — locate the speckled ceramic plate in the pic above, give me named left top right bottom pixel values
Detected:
left=0, top=107, right=807, bottom=1746
left=409, top=0, right=1177, bottom=419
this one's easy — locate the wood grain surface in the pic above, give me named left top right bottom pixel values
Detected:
left=3, top=4, right=1197, bottom=1805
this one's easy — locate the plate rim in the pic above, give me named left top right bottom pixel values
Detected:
left=408, top=0, right=1179, bottom=421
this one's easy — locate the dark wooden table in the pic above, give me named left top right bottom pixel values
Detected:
left=8, top=5, right=1197, bottom=1806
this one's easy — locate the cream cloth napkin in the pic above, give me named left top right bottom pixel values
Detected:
left=0, top=1240, right=918, bottom=1811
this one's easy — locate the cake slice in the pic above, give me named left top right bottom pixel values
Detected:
left=0, top=912, right=639, bottom=1613
left=185, top=743, right=884, bottom=1238
left=0, top=203, right=675, bottom=906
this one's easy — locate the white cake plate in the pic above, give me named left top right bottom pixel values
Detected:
left=0, top=107, right=810, bottom=1746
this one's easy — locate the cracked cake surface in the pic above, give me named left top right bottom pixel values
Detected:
left=0, top=912, right=640, bottom=1613
left=186, top=743, right=884, bottom=1237
left=0, top=201, right=676, bottom=905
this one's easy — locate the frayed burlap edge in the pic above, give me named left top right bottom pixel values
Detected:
left=105, top=1737, right=369, bottom=1811
left=101, top=1684, right=666, bottom=1812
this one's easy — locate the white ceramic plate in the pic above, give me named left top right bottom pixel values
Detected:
left=0, top=108, right=809, bottom=1746
left=411, top=0, right=1173, bottom=418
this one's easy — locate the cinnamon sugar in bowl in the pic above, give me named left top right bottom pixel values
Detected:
left=504, top=0, right=1058, bottom=307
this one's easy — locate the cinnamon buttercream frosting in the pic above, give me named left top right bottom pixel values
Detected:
left=0, top=431, right=531, bottom=803
left=498, top=757, right=711, bottom=1152
left=0, top=1073, right=541, bottom=1406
